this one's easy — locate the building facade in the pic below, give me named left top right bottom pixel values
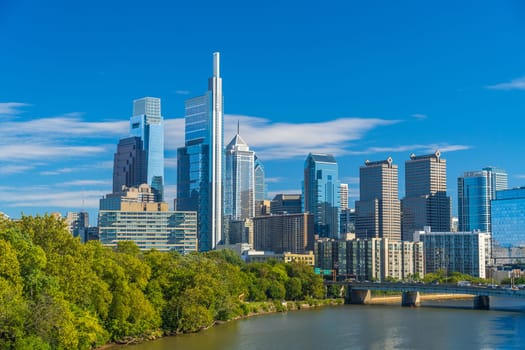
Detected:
left=356, top=157, right=401, bottom=240
left=129, top=97, right=164, bottom=201
left=303, top=153, right=340, bottom=239
left=340, top=183, right=349, bottom=210
left=457, top=167, right=508, bottom=233
left=270, top=194, right=302, bottom=215
left=224, top=133, right=255, bottom=222
left=112, top=136, right=147, bottom=193
left=417, top=230, right=491, bottom=278
left=177, top=52, right=224, bottom=251
left=491, top=188, right=525, bottom=248
left=252, top=213, right=314, bottom=254
left=401, top=151, right=451, bottom=241
left=314, top=238, right=424, bottom=281
left=99, top=184, right=197, bottom=254
left=65, top=211, right=89, bottom=242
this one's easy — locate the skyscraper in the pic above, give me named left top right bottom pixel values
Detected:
left=254, top=155, right=266, bottom=202
left=401, top=151, right=451, bottom=241
left=224, top=131, right=255, bottom=221
left=129, top=97, right=164, bottom=201
left=303, top=153, right=340, bottom=239
left=112, top=136, right=147, bottom=193
left=458, top=167, right=507, bottom=232
left=340, top=183, right=349, bottom=210
left=177, top=52, right=223, bottom=251
left=356, top=157, right=401, bottom=240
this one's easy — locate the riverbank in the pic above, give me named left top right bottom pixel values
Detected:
left=98, top=298, right=344, bottom=349
left=370, top=293, right=474, bottom=304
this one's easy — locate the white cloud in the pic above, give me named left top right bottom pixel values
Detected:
left=164, top=118, right=185, bottom=150
left=346, top=143, right=471, bottom=156
left=222, top=114, right=400, bottom=160
left=0, top=188, right=106, bottom=209
left=0, top=165, right=34, bottom=175
left=486, top=76, right=525, bottom=90
left=0, top=115, right=128, bottom=139
left=516, top=175, right=525, bottom=179
left=0, top=144, right=105, bottom=162
left=341, top=177, right=360, bottom=185
left=175, top=90, right=190, bottom=95
left=0, top=102, right=30, bottom=116
left=164, top=157, right=178, bottom=168
left=265, top=177, right=284, bottom=183
left=60, top=180, right=111, bottom=186
left=411, top=113, right=427, bottom=120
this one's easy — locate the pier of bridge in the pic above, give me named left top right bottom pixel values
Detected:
left=330, top=281, right=524, bottom=310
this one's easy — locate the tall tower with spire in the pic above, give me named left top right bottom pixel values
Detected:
left=224, top=125, right=255, bottom=222
left=177, top=52, right=224, bottom=251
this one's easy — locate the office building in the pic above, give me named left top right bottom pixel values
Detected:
left=129, top=97, right=164, bottom=201
left=252, top=213, right=314, bottom=254
left=65, top=211, right=89, bottom=242
left=417, top=230, right=491, bottom=278
left=177, top=52, right=224, bottom=251
left=99, top=184, right=197, bottom=254
left=270, top=194, right=302, bottom=215
left=401, top=151, right=451, bottom=241
left=112, top=136, right=147, bottom=192
left=224, top=132, right=255, bottom=222
left=492, top=187, right=525, bottom=248
left=340, top=208, right=356, bottom=235
left=458, top=167, right=508, bottom=232
left=356, top=157, right=401, bottom=240
left=303, top=153, right=340, bottom=239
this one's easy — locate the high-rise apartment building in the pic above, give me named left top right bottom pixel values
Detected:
left=315, top=238, right=424, bottom=281
left=340, top=183, right=349, bottom=210
left=355, top=157, right=401, bottom=240
left=177, top=52, right=223, bottom=251
left=401, top=151, right=451, bottom=241
left=270, top=194, right=302, bottom=215
left=457, top=167, right=507, bottom=232
left=417, top=230, right=491, bottom=278
left=98, top=184, right=197, bottom=253
left=224, top=132, right=255, bottom=221
left=303, top=153, right=340, bottom=239
left=129, top=97, right=164, bottom=201
left=112, top=136, right=147, bottom=193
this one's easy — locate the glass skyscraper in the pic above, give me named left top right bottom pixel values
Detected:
left=224, top=132, right=255, bottom=221
left=254, top=155, right=266, bottom=202
left=457, top=167, right=508, bottom=232
left=302, top=153, right=340, bottom=239
left=491, top=188, right=525, bottom=248
left=129, top=97, right=164, bottom=201
left=177, top=52, right=223, bottom=251
left=401, top=151, right=451, bottom=241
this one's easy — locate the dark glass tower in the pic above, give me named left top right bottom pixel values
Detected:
left=112, top=136, right=147, bottom=193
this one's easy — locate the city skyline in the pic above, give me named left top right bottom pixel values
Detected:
left=2, top=1, right=525, bottom=222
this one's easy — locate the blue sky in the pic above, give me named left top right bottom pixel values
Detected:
left=1, top=0, right=525, bottom=223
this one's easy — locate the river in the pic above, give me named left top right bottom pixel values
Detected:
left=114, top=298, right=525, bottom=349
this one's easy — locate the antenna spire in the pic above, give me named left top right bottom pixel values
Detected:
left=237, top=120, right=240, bottom=135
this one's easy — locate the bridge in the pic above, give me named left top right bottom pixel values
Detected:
left=325, top=281, right=525, bottom=309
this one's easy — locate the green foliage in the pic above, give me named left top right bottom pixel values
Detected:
left=0, top=215, right=333, bottom=348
